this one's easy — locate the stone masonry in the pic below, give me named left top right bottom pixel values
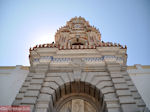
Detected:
left=12, top=17, right=149, bottom=112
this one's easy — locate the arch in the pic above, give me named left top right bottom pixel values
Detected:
left=35, top=71, right=118, bottom=112
left=51, top=81, right=107, bottom=112
left=67, top=37, right=88, bottom=46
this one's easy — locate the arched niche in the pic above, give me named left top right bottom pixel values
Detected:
left=68, top=37, right=88, bottom=46
left=52, top=81, right=107, bottom=112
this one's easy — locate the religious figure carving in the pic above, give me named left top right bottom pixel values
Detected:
left=59, top=99, right=96, bottom=112
left=72, top=99, right=84, bottom=112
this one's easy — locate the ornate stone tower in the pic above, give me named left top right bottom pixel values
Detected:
left=13, top=17, right=149, bottom=112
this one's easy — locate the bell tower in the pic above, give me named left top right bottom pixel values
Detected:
left=55, top=17, right=101, bottom=49
left=12, top=17, right=149, bottom=112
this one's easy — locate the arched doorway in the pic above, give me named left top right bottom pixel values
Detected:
left=53, top=81, right=107, bottom=112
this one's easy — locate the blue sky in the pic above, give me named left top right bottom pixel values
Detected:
left=0, top=0, right=150, bottom=66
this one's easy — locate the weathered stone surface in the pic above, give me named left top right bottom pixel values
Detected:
left=107, top=63, right=121, bottom=68
left=16, top=93, right=24, bottom=99
left=45, top=77, right=64, bottom=85
left=119, top=96, right=135, bottom=104
left=131, top=92, right=141, bottom=99
left=37, top=94, right=52, bottom=102
left=96, top=81, right=113, bottom=89
left=121, top=104, right=139, bottom=112
left=107, top=64, right=121, bottom=72
left=35, top=108, right=48, bottom=112
left=67, top=72, right=74, bottom=82
left=19, top=87, right=27, bottom=93
left=104, top=97, right=119, bottom=102
left=81, top=72, right=87, bottom=82
left=126, top=81, right=134, bottom=86
left=107, top=108, right=121, bottom=112
left=12, top=100, right=21, bottom=105
left=41, top=87, right=55, bottom=95
left=31, top=79, right=43, bottom=84
left=107, top=103, right=120, bottom=108
left=85, top=72, right=94, bottom=83
left=110, top=73, right=123, bottom=78
left=25, top=90, right=39, bottom=97
left=101, top=87, right=115, bottom=94
left=40, top=87, right=56, bottom=102
left=25, top=77, right=32, bottom=81
left=114, top=83, right=128, bottom=90
left=128, top=86, right=138, bottom=92
left=28, top=85, right=41, bottom=90
left=36, top=102, right=49, bottom=108
left=135, top=99, right=146, bottom=106
left=123, top=75, right=131, bottom=81
left=43, top=82, right=58, bottom=90
left=23, top=82, right=30, bottom=87
left=35, top=65, right=48, bottom=73
left=116, top=90, right=131, bottom=96
left=58, top=73, right=71, bottom=83
left=21, top=97, right=37, bottom=104
left=112, top=78, right=126, bottom=84
left=32, top=74, right=45, bottom=79
left=28, top=73, right=34, bottom=77
left=104, top=93, right=117, bottom=99
left=35, top=69, right=48, bottom=73
left=91, top=76, right=111, bottom=85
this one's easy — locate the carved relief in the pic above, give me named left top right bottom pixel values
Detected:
left=59, top=101, right=72, bottom=112
left=72, top=99, right=84, bottom=112
left=59, top=99, right=96, bottom=112
left=55, top=17, right=101, bottom=47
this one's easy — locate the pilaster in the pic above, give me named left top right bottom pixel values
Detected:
left=106, top=63, right=139, bottom=112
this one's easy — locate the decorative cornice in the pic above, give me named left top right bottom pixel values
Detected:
left=32, top=56, right=124, bottom=66
left=29, top=42, right=127, bottom=52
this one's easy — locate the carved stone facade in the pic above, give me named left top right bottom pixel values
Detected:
left=12, top=17, right=149, bottom=112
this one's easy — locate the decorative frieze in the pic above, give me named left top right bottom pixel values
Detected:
left=32, top=56, right=123, bottom=66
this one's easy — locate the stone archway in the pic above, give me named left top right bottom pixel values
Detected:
left=52, top=81, right=107, bottom=112
left=32, top=71, right=121, bottom=112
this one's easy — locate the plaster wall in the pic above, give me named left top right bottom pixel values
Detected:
left=128, top=64, right=150, bottom=110
left=0, top=65, right=28, bottom=105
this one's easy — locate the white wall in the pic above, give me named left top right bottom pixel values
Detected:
left=128, top=64, right=150, bottom=110
left=0, top=65, right=28, bottom=105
